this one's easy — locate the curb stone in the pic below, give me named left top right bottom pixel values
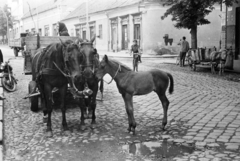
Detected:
left=0, top=80, right=3, bottom=161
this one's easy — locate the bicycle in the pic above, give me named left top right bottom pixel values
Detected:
left=131, top=53, right=141, bottom=72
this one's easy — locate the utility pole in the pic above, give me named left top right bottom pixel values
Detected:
left=86, top=0, right=89, bottom=40
left=0, top=7, right=9, bottom=45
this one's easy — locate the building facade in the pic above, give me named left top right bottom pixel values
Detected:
left=221, top=1, right=240, bottom=71
left=9, top=0, right=82, bottom=38
left=9, top=0, right=225, bottom=56
left=62, top=0, right=222, bottom=54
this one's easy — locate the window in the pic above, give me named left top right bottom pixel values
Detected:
left=90, top=26, right=95, bottom=39
left=82, top=30, right=86, bottom=40
left=99, top=24, right=102, bottom=39
left=76, top=28, right=80, bottom=37
left=52, top=24, right=57, bottom=36
left=44, top=25, right=49, bottom=36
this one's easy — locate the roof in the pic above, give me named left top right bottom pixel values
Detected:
left=22, top=0, right=83, bottom=19
left=63, top=0, right=141, bottom=21
left=23, top=1, right=57, bottom=19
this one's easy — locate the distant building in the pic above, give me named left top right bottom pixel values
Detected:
left=221, top=1, right=240, bottom=71
left=62, top=0, right=222, bottom=54
left=8, top=0, right=83, bottom=38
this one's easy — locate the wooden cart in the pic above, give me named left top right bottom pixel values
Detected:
left=187, top=47, right=217, bottom=72
left=23, top=34, right=78, bottom=75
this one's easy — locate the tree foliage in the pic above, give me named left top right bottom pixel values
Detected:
left=161, top=0, right=238, bottom=48
left=161, top=0, right=238, bottom=30
left=0, top=5, right=13, bottom=38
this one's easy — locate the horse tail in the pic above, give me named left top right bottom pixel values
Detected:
left=167, top=73, right=174, bottom=94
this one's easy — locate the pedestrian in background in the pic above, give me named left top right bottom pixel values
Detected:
left=0, top=49, right=3, bottom=63
left=130, top=40, right=142, bottom=63
left=179, top=36, right=189, bottom=67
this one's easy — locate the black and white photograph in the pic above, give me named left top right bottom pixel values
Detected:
left=0, top=0, right=240, bottom=160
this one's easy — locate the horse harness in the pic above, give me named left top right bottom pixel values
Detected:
left=104, top=63, right=121, bottom=84
left=34, top=46, right=71, bottom=79
left=78, top=42, right=100, bottom=79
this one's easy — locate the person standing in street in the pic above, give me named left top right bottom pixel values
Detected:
left=179, top=36, right=189, bottom=67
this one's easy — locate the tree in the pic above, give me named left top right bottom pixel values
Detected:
left=0, top=5, right=13, bottom=40
left=161, top=0, right=238, bottom=49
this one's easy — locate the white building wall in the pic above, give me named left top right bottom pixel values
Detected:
left=23, top=8, right=61, bottom=36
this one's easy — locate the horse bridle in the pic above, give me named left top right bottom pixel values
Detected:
left=53, top=43, right=84, bottom=95
left=104, top=63, right=121, bottom=84
left=78, top=43, right=98, bottom=78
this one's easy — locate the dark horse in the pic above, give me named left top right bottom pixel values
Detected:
left=30, top=40, right=84, bottom=137
left=96, top=55, right=174, bottom=134
left=76, top=36, right=103, bottom=130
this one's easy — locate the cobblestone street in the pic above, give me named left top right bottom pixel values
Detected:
left=3, top=56, right=240, bottom=161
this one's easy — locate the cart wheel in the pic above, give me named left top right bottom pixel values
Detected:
left=29, top=81, right=39, bottom=112
left=192, top=64, right=196, bottom=71
left=14, top=48, right=18, bottom=57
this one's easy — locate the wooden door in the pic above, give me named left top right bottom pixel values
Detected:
left=82, top=31, right=86, bottom=40
left=122, top=25, right=128, bottom=50
left=134, top=24, right=141, bottom=46
left=236, top=7, right=240, bottom=59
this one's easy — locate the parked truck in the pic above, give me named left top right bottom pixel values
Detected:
left=9, top=32, right=28, bottom=57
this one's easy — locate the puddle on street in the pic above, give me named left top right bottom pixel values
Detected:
left=122, top=140, right=195, bottom=159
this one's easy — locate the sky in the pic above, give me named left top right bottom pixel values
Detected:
left=0, top=0, right=8, bottom=7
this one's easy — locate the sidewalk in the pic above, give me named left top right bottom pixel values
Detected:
left=98, top=50, right=178, bottom=64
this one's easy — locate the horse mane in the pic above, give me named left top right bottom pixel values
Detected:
left=41, top=40, right=76, bottom=65
left=108, top=58, right=132, bottom=72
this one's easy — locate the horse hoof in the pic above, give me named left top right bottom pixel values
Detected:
left=43, top=117, right=47, bottom=124
left=84, top=113, right=88, bottom=119
left=90, top=124, right=96, bottom=129
left=162, top=126, right=166, bottom=131
left=130, top=131, right=135, bottom=135
left=46, top=131, right=53, bottom=137
left=63, top=130, right=71, bottom=136
left=80, top=125, right=86, bottom=131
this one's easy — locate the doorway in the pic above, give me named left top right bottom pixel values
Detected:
left=122, top=25, right=128, bottom=50
left=134, top=24, right=141, bottom=46
left=236, top=7, right=240, bottom=59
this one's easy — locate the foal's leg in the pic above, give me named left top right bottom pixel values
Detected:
left=59, top=85, right=69, bottom=132
left=122, top=93, right=136, bottom=134
left=136, top=62, right=138, bottom=72
left=44, top=84, right=53, bottom=137
left=157, top=93, right=169, bottom=130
